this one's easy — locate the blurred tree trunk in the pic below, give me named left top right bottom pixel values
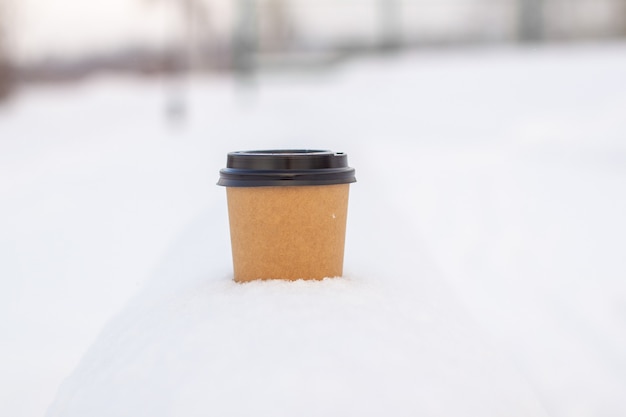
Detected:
left=145, top=0, right=214, bottom=71
left=262, top=0, right=292, bottom=53
left=0, top=1, right=13, bottom=101
left=0, top=57, right=9, bottom=102
left=378, top=0, right=402, bottom=50
left=146, top=0, right=214, bottom=119
left=518, top=0, right=545, bottom=42
left=233, top=0, right=258, bottom=83
left=621, top=0, right=626, bottom=37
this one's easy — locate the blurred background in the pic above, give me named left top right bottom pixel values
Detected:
left=2, top=1, right=626, bottom=417
left=0, top=0, right=626, bottom=98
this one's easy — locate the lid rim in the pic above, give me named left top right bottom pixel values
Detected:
left=218, top=149, right=356, bottom=187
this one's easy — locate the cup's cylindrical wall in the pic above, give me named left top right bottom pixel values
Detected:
left=226, top=184, right=350, bottom=282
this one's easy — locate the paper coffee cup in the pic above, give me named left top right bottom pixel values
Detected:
left=218, top=150, right=356, bottom=282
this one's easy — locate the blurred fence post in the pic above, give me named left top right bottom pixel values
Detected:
left=518, top=0, right=545, bottom=42
left=233, top=0, right=258, bottom=83
left=378, top=0, right=402, bottom=50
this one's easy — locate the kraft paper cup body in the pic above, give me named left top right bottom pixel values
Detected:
left=218, top=150, right=356, bottom=282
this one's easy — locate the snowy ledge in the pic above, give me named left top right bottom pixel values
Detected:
left=46, top=197, right=547, bottom=417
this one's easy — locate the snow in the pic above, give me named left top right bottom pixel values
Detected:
left=2, top=43, right=626, bottom=417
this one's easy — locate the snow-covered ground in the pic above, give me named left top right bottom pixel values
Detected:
left=1, top=43, right=626, bottom=417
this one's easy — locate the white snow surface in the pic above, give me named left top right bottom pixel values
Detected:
left=2, top=44, right=626, bottom=417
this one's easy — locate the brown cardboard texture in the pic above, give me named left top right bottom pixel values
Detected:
left=226, top=184, right=350, bottom=282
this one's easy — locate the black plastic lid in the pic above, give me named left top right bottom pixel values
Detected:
left=217, top=149, right=356, bottom=187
